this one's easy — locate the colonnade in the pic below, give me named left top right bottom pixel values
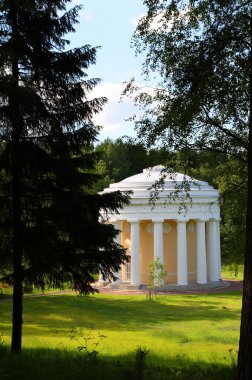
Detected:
left=112, top=218, right=221, bottom=287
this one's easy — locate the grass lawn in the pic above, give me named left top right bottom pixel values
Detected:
left=0, top=290, right=242, bottom=379
left=221, top=264, right=244, bottom=281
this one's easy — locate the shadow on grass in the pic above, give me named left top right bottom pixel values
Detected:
left=0, top=294, right=12, bottom=301
left=0, top=292, right=241, bottom=335
left=39, top=293, right=241, bottom=326
left=0, top=346, right=237, bottom=380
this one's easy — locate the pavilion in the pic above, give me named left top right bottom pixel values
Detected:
left=101, top=165, right=222, bottom=288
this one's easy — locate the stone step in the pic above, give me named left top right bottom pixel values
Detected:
left=107, top=283, right=140, bottom=290
left=102, top=280, right=229, bottom=292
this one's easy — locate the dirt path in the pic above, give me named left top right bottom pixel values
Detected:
left=98, top=280, right=243, bottom=296
left=0, top=280, right=243, bottom=300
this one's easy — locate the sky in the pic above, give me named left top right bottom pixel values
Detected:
left=70, top=0, right=147, bottom=142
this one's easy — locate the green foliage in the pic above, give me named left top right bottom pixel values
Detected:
left=214, top=158, right=247, bottom=263
left=222, top=264, right=244, bottom=281
left=68, top=327, right=107, bottom=361
left=134, top=346, right=149, bottom=380
left=128, top=4, right=251, bottom=375
left=147, top=258, right=167, bottom=289
left=181, top=151, right=247, bottom=264
left=0, top=0, right=130, bottom=293
left=0, top=0, right=131, bottom=351
left=95, top=137, right=169, bottom=184
left=123, top=1, right=250, bottom=266
left=147, top=258, right=167, bottom=300
left=127, top=0, right=250, bottom=158
left=0, top=347, right=237, bottom=380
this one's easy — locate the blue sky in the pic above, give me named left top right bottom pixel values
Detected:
left=70, top=0, right=147, bottom=142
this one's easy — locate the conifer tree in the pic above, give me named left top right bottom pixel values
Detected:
left=0, top=0, right=130, bottom=352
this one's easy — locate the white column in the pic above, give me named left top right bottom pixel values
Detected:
left=216, top=219, right=222, bottom=280
left=112, top=221, right=122, bottom=284
left=196, top=219, right=207, bottom=284
left=206, top=219, right=219, bottom=281
left=206, top=221, right=211, bottom=281
left=130, top=220, right=140, bottom=286
left=177, top=219, right=188, bottom=285
left=153, top=219, right=164, bottom=264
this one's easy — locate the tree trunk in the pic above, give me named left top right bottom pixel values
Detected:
left=10, top=4, right=23, bottom=353
left=11, top=187, right=23, bottom=353
left=236, top=15, right=252, bottom=380
left=11, top=137, right=23, bottom=353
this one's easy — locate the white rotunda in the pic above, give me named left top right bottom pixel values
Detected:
left=102, top=165, right=222, bottom=289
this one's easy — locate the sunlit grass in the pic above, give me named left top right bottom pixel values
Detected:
left=222, top=264, right=244, bottom=280
left=0, top=290, right=242, bottom=379
left=0, top=291, right=242, bottom=367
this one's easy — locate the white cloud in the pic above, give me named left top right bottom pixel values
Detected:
left=101, top=123, right=121, bottom=133
left=89, top=82, right=139, bottom=140
left=79, top=9, right=92, bottom=21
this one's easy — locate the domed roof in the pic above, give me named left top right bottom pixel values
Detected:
left=102, top=165, right=220, bottom=221
left=107, top=165, right=214, bottom=192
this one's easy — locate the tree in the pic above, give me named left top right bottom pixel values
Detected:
left=0, top=1, right=130, bottom=353
left=126, top=1, right=251, bottom=378
left=146, top=257, right=167, bottom=301
left=95, top=137, right=169, bottom=183
left=181, top=150, right=247, bottom=265
left=213, top=156, right=247, bottom=264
